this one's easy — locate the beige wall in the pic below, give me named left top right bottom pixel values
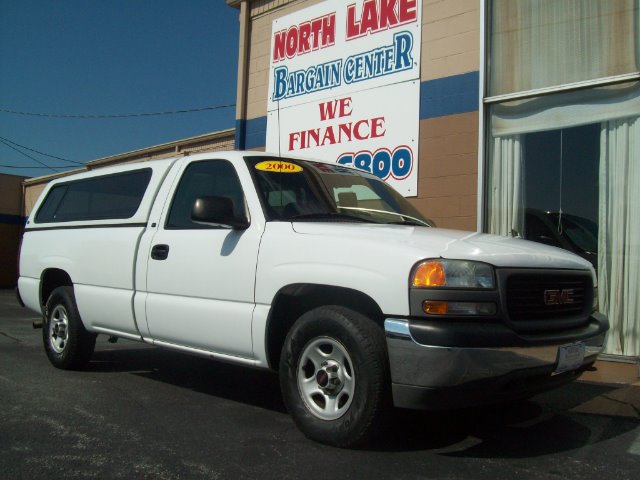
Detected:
left=23, top=184, right=46, bottom=217
left=244, top=0, right=323, bottom=121
left=412, top=112, right=478, bottom=231
left=422, top=0, right=481, bottom=80
left=418, top=0, right=480, bottom=230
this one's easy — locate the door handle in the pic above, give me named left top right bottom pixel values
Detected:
left=151, top=244, right=170, bottom=260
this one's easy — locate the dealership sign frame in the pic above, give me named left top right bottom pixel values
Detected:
left=266, top=0, right=422, bottom=196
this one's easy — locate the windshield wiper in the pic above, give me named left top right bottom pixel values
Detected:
left=386, top=219, right=428, bottom=226
left=288, top=212, right=372, bottom=222
left=339, top=207, right=432, bottom=227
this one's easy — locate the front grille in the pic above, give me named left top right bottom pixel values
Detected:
left=506, top=274, right=590, bottom=322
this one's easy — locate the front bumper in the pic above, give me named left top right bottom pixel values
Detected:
left=385, top=313, right=608, bottom=410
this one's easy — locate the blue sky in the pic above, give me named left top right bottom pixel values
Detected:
left=0, top=0, right=240, bottom=178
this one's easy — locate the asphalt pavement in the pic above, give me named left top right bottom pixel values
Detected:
left=1, top=289, right=639, bottom=479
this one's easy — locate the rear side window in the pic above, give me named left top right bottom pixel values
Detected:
left=35, top=169, right=152, bottom=223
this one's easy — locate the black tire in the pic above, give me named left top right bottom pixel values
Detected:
left=43, top=286, right=97, bottom=370
left=279, top=306, right=390, bottom=447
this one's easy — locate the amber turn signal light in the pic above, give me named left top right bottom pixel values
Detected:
left=423, top=301, right=449, bottom=315
left=412, top=260, right=446, bottom=287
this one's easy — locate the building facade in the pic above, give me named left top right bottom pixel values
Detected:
left=0, top=173, right=27, bottom=288
left=229, top=0, right=639, bottom=359
left=231, top=0, right=482, bottom=231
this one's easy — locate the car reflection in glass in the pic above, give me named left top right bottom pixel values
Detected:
left=524, top=209, right=598, bottom=269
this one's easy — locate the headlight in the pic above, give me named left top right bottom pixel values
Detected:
left=411, top=259, right=495, bottom=289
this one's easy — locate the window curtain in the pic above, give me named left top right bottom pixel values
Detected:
left=489, top=0, right=638, bottom=96
left=487, top=136, right=524, bottom=237
left=599, top=117, right=640, bottom=356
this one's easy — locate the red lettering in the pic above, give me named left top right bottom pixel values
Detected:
left=289, top=132, right=301, bottom=151
left=338, top=97, right=353, bottom=118
left=288, top=116, right=387, bottom=152
left=319, top=97, right=352, bottom=121
left=307, top=129, right=319, bottom=148
left=321, top=127, right=336, bottom=146
left=360, top=0, right=379, bottom=35
left=272, top=12, right=336, bottom=60
left=346, top=5, right=360, bottom=40
left=310, top=18, right=323, bottom=49
left=319, top=101, right=338, bottom=121
left=371, top=117, right=386, bottom=137
left=399, top=0, right=417, bottom=23
left=285, top=25, right=298, bottom=59
left=345, top=0, right=418, bottom=40
left=273, top=31, right=286, bottom=62
left=354, top=119, right=369, bottom=140
left=298, top=22, right=312, bottom=54
left=321, top=14, right=335, bottom=46
left=338, top=123, right=353, bottom=143
left=379, top=0, right=399, bottom=29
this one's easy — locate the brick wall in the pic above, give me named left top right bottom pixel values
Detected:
left=414, top=0, right=480, bottom=231
left=414, top=112, right=478, bottom=230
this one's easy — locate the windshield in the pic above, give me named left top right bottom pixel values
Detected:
left=245, top=156, right=432, bottom=226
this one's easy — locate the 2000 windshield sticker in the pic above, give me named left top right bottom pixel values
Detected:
left=255, top=161, right=303, bottom=173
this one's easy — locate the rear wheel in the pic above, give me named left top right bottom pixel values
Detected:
left=43, top=286, right=96, bottom=369
left=279, top=306, right=390, bottom=447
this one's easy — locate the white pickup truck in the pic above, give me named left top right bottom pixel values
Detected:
left=18, top=151, right=609, bottom=447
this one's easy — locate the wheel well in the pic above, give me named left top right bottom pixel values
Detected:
left=40, top=269, right=73, bottom=308
left=265, top=284, right=384, bottom=370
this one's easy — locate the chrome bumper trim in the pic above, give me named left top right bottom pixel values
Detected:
left=384, top=318, right=605, bottom=389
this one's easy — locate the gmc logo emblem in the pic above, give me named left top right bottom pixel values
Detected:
left=544, top=289, right=576, bottom=305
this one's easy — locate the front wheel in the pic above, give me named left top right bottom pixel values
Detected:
left=43, top=286, right=96, bottom=370
left=279, top=306, right=390, bottom=447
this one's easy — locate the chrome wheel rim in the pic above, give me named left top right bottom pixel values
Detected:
left=49, top=305, right=69, bottom=354
left=297, top=337, right=355, bottom=421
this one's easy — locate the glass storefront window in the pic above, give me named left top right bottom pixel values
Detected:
left=485, top=84, right=640, bottom=356
left=521, top=124, right=600, bottom=267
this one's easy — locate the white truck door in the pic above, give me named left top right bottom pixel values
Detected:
left=144, top=159, right=261, bottom=357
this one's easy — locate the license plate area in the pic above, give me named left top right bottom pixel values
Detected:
left=554, top=342, right=586, bottom=374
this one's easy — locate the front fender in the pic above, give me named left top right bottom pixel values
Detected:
left=255, top=223, right=413, bottom=315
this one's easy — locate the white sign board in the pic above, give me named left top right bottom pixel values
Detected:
left=266, top=0, right=422, bottom=196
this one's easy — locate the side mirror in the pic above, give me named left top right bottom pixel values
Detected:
left=191, top=196, right=250, bottom=230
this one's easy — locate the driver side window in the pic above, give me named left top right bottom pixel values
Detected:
left=166, top=160, right=245, bottom=229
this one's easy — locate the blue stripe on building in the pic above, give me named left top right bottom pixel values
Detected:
left=419, top=71, right=479, bottom=119
left=245, top=116, right=268, bottom=150
left=235, top=71, right=480, bottom=149
left=0, top=213, right=27, bottom=226
left=235, top=116, right=268, bottom=150
left=234, top=119, right=247, bottom=150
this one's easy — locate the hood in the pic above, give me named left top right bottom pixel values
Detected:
left=291, top=223, right=593, bottom=270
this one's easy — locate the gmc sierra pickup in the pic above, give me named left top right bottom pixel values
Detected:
left=18, top=151, right=609, bottom=447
